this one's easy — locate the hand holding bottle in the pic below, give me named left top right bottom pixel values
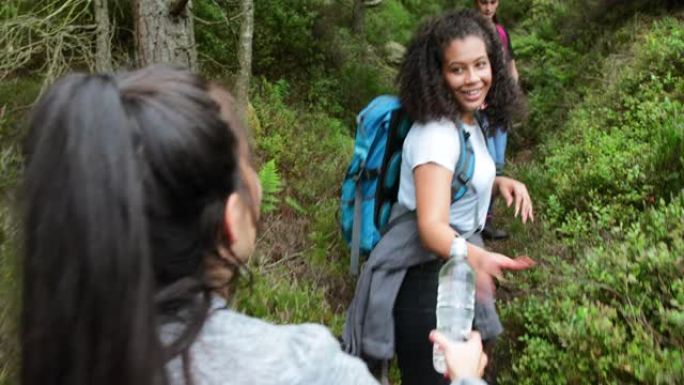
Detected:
left=430, top=330, right=488, bottom=381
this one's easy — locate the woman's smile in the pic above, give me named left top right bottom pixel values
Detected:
left=442, top=35, right=492, bottom=119
left=460, top=88, right=484, bottom=101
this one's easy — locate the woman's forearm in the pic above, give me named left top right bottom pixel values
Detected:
left=416, top=218, right=487, bottom=268
left=417, top=219, right=457, bottom=260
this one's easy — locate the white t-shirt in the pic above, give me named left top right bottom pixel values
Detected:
left=397, top=118, right=496, bottom=234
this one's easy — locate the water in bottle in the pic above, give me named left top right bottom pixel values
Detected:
left=432, top=258, right=476, bottom=374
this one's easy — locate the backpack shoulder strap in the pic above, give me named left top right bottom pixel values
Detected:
left=474, top=109, right=497, bottom=155
left=450, top=116, right=490, bottom=237
left=451, top=119, right=475, bottom=202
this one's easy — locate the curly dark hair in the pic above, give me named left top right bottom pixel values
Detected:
left=398, top=9, right=524, bottom=130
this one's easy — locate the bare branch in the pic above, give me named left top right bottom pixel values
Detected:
left=0, top=0, right=96, bottom=89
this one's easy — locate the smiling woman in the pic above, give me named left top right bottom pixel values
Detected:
left=440, top=36, right=492, bottom=123
left=368, top=9, right=533, bottom=385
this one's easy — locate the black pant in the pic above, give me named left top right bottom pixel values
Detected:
left=393, top=259, right=449, bottom=385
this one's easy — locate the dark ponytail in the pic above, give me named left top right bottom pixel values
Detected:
left=22, top=67, right=240, bottom=385
left=22, top=74, right=161, bottom=385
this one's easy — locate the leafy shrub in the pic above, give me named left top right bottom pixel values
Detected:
left=308, top=57, right=395, bottom=122
left=504, top=0, right=677, bottom=149
left=252, top=78, right=353, bottom=205
left=365, top=0, right=415, bottom=46
left=194, top=0, right=240, bottom=75
left=501, top=194, right=684, bottom=385
left=236, top=77, right=355, bottom=328
left=253, top=0, right=326, bottom=78
left=401, top=0, right=458, bottom=15
left=524, top=18, right=684, bottom=238
left=512, top=31, right=583, bottom=147
left=497, top=16, right=684, bottom=385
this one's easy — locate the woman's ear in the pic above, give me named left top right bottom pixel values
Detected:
left=223, top=192, right=241, bottom=244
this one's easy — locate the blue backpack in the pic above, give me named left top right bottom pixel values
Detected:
left=340, top=95, right=485, bottom=275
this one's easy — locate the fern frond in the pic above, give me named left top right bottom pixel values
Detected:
left=258, top=159, right=283, bottom=214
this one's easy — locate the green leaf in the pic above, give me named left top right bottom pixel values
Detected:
left=258, top=159, right=282, bottom=214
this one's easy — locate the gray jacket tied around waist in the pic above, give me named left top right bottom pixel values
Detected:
left=341, top=203, right=499, bottom=362
left=342, top=208, right=436, bottom=360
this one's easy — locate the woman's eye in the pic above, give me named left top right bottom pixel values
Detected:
left=476, top=61, right=488, bottom=69
left=451, top=67, right=463, bottom=74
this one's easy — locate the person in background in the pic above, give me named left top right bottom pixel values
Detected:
left=343, top=9, right=535, bottom=385
left=20, top=65, right=490, bottom=385
left=475, top=0, right=521, bottom=241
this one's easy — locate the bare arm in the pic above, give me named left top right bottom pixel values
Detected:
left=414, top=163, right=535, bottom=296
left=413, top=162, right=453, bottom=258
left=413, top=163, right=502, bottom=265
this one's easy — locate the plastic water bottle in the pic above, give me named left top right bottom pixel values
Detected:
left=432, top=257, right=476, bottom=374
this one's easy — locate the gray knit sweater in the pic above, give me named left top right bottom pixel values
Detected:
left=162, top=295, right=486, bottom=385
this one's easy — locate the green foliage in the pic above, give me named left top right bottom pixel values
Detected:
left=525, top=18, right=684, bottom=238
left=234, top=267, right=344, bottom=330
left=501, top=195, right=684, bottom=385
left=194, top=0, right=240, bottom=76
left=258, top=159, right=283, bottom=215
left=505, top=0, right=676, bottom=149
left=253, top=0, right=326, bottom=78
left=252, top=78, right=353, bottom=205
left=0, top=203, right=19, bottom=385
left=308, top=58, right=395, bottom=121
left=513, top=30, right=583, bottom=140
left=400, top=0, right=459, bottom=15
left=1, top=2, right=682, bottom=384
left=365, top=0, right=415, bottom=46
left=0, top=74, right=34, bottom=385
left=0, top=2, right=19, bottom=19
left=497, top=15, right=684, bottom=385
left=234, top=77, right=355, bottom=330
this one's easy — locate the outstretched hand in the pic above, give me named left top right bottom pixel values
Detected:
left=471, top=248, right=536, bottom=300
left=494, top=176, right=534, bottom=223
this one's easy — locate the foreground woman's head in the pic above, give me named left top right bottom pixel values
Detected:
left=22, top=66, right=260, bottom=385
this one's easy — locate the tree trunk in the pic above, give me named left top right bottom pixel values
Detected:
left=235, top=0, right=254, bottom=122
left=351, top=0, right=364, bottom=36
left=132, top=0, right=197, bottom=70
left=93, top=0, right=112, bottom=72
